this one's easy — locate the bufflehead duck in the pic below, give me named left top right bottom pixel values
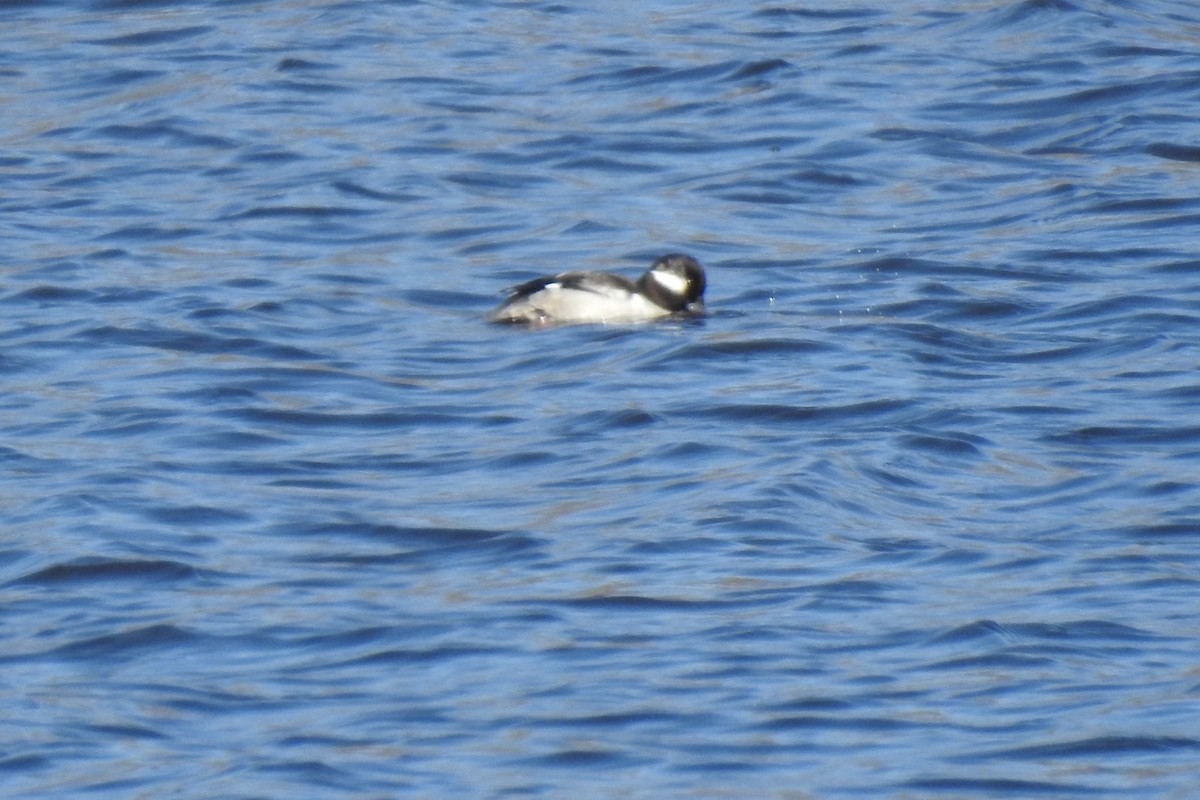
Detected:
left=487, top=253, right=706, bottom=326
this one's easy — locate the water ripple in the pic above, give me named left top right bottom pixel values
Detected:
left=2, top=1, right=1200, bottom=797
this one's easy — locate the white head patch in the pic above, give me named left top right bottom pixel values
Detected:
left=649, top=268, right=690, bottom=297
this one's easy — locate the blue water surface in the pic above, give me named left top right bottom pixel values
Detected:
left=3, top=1, right=1200, bottom=797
